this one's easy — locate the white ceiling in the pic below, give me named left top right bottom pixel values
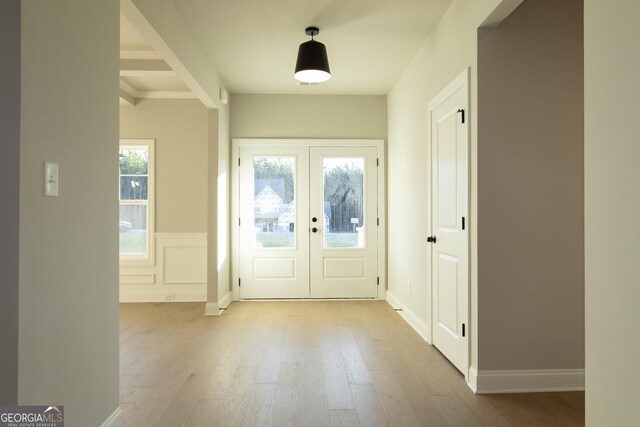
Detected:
left=173, top=0, right=453, bottom=95
left=121, top=0, right=454, bottom=97
left=120, top=13, right=152, bottom=52
left=120, top=15, right=196, bottom=105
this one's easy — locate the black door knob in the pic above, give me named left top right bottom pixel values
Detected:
left=312, top=227, right=318, bottom=233
left=427, top=235, right=437, bottom=243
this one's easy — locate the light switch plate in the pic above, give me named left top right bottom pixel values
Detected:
left=44, top=161, right=59, bottom=196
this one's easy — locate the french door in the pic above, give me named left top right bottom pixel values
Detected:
left=237, top=144, right=379, bottom=299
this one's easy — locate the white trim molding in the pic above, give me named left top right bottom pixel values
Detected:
left=468, top=368, right=479, bottom=393
left=120, top=49, right=161, bottom=60
left=100, top=407, right=122, bottom=427
left=218, top=291, right=232, bottom=309
left=205, top=302, right=220, bottom=316
left=157, top=234, right=207, bottom=284
left=231, top=138, right=386, bottom=302
left=119, top=139, right=156, bottom=267
left=386, top=291, right=431, bottom=344
left=205, top=292, right=232, bottom=316
left=120, top=232, right=207, bottom=302
left=470, top=368, right=585, bottom=394
left=119, top=273, right=155, bottom=284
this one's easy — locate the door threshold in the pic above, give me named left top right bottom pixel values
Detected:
left=238, top=297, right=378, bottom=302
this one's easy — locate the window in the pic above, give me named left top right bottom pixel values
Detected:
left=119, top=139, right=154, bottom=263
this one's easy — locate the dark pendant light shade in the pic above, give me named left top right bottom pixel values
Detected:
left=294, top=27, right=331, bottom=83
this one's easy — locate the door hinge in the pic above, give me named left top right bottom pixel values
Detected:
left=377, top=277, right=380, bottom=286
left=462, top=216, right=465, bottom=230
left=457, top=109, right=465, bottom=124
left=376, top=158, right=379, bottom=167
left=238, top=217, right=241, bottom=226
left=462, top=323, right=466, bottom=337
left=238, top=157, right=240, bottom=166
left=238, top=278, right=241, bottom=287
left=377, top=217, right=380, bottom=226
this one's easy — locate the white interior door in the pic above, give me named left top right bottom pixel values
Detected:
left=238, top=146, right=309, bottom=298
left=309, top=146, right=378, bottom=298
left=429, top=70, right=469, bottom=374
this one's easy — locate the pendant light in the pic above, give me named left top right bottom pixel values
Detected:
left=294, top=27, right=331, bottom=83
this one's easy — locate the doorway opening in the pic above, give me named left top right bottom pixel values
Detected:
left=232, top=139, right=386, bottom=300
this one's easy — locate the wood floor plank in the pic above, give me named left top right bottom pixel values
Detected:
left=330, top=409, right=361, bottom=427
left=339, top=339, right=372, bottom=384
left=154, top=373, right=210, bottom=427
left=351, top=383, right=390, bottom=427
left=484, top=394, right=541, bottom=427
left=273, top=362, right=305, bottom=426
left=534, top=393, right=585, bottom=427
left=302, top=348, right=332, bottom=427
left=182, top=399, right=224, bottom=427
left=119, top=301, right=585, bottom=427
left=431, top=395, right=482, bottom=427
left=369, top=370, right=422, bottom=427
left=255, top=346, right=283, bottom=384
left=507, top=393, right=570, bottom=427
left=322, top=348, right=356, bottom=410
left=380, top=350, right=449, bottom=426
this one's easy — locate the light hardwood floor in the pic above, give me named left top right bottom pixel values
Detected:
left=120, top=301, right=584, bottom=426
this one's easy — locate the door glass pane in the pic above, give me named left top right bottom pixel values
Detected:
left=253, top=156, right=295, bottom=248
left=323, top=157, right=365, bottom=248
left=119, top=204, right=147, bottom=254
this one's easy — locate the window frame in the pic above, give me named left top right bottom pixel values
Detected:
left=119, top=139, right=155, bottom=267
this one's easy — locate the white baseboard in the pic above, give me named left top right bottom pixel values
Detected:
left=386, top=291, right=431, bottom=344
left=218, top=291, right=232, bottom=309
left=471, top=368, right=585, bottom=394
left=204, top=302, right=220, bottom=316
left=100, top=407, right=122, bottom=427
left=468, top=368, right=478, bottom=393
left=119, top=289, right=206, bottom=303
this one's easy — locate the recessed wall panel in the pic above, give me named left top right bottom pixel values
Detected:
left=437, top=113, right=458, bottom=229
left=253, top=258, right=295, bottom=279
left=437, top=253, right=459, bottom=336
left=323, top=257, right=365, bottom=278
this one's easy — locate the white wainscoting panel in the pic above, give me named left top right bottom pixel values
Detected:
left=119, top=273, right=155, bottom=284
left=120, top=233, right=207, bottom=302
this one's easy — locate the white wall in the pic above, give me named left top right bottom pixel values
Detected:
left=0, top=0, right=20, bottom=405
left=231, top=94, right=387, bottom=139
left=387, top=0, right=509, bottom=373
left=585, top=0, right=640, bottom=424
left=18, top=0, right=120, bottom=425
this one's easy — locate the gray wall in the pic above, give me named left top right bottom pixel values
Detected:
left=18, top=0, right=120, bottom=425
left=477, top=0, right=584, bottom=370
left=0, top=0, right=20, bottom=405
left=585, top=0, right=640, bottom=424
left=231, top=94, right=387, bottom=139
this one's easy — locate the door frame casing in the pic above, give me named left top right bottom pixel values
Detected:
left=426, top=68, right=471, bottom=380
left=231, top=138, right=386, bottom=301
